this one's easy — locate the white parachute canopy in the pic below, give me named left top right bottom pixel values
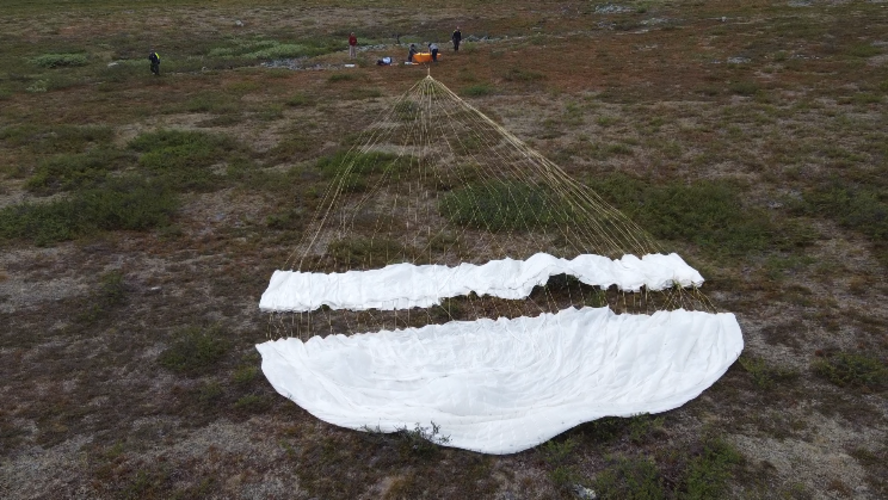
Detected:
left=256, top=75, right=743, bottom=454
left=259, top=306, right=742, bottom=455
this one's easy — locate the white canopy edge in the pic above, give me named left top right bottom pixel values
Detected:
left=259, top=252, right=704, bottom=313
left=257, top=306, right=743, bottom=454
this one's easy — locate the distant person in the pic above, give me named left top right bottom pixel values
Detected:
left=452, top=27, right=462, bottom=51
left=148, top=51, right=160, bottom=76
left=428, top=42, right=439, bottom=62
left=407, top=43, right=418, bottom=62
left=348, top=32, right=358, bottom=58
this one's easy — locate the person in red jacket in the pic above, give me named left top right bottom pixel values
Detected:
left=348, top=32, right=357, bottom=59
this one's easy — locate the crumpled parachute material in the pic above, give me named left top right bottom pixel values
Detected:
left=259, top=252, right=704, bottom=313
left=256, top=306, right=743, bottom=454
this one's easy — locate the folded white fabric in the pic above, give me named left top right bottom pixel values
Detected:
left=257, top=306, right=743, bottom=454
left=259, top=252, right=704, bottom=313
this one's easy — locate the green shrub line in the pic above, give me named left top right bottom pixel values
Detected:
left=31, top=53, right=89, bottom=68
left=0, top=176, right=178, bottom=246
left=158, top=325, right=230, bottom=377
left=26, top=149, right=133, bottom=194
left=0, top=124, right=114, bottom=153
left=206, top=38, right=340, bottom=61
left=440, top=181, right=578, bottom=232
left=327, top=237, right=407, bottom=269
left=587, top=173, right=815, bottom=259
left=791, top=179, right=888, bottom=267
left=590, top=436, right=743, bottom=499
left=316, top=150, right=412, bottom=193
left=462, top=83, right=496, bottom=96
left=813, top=351, right=888, bottom=392
left=793, top=180, right=888, bottom=243
left=131, top=128, right=256, bottom=191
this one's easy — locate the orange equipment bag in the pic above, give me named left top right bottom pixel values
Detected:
left=412, top=52, right=440, bottom=63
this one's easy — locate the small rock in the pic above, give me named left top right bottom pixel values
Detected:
left=573, top=484, right=597, bottom=500
left=595, top=4, right=632, bottom=14
left=235, top=19, right=244, bottom=27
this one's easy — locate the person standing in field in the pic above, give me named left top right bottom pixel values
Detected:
left=348, top=32, right=358, bottom=58
left=148, top=51, right=160, bottom=76
left=452, top=26, right=462, bottom=52
left=428, top=42, right=439, bottom=62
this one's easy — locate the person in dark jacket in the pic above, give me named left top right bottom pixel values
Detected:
left=407, top=43, right=418, bottom=62
left=148, top=51, right=160, bottom=76
left=452, top=27, right=462, bottom=51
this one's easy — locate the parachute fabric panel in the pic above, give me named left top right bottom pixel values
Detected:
left=260, top=252, right=704, bottom=313
left=258, top=307, right=743, bottom=455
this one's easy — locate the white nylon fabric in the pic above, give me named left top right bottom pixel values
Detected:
left=257, top=307, right=743, bottom=454
left=259, top=252, right=704, bottom=313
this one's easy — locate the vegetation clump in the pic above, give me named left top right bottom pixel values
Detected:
left=31, top=53, right=89, bottom=68
left=130, top=129, right=254, bottom=191
left=813, top=351, right=888, bottom=392
left=158, top=325, right=230, bottom=377
left=0, top=177, right=177, bottom=246
left=316, top=150, right=411, bottom=192
left=588, top=173, right=814, bottom=259
left=440, top=181, right=575, bottom=231
left=25, top=149, right=132, bottom=194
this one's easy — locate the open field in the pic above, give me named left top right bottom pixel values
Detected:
left=1, top=0, right=887, bottom=498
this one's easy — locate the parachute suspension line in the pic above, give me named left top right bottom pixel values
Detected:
left=269, top=75, right=717, bottom=340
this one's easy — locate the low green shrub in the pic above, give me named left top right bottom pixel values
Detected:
left=439, top=181, right=576, bottom=232
left=813, top=351, right=887, bottom=392
left=0, top=177, right=177, bottom=246
left=31, top=53, right=89, bottom=68
left=393, top=422, right=451, bottom=458
left=0, top=124, right=113, bottom=153
left=588, top=173, right=809, bottom=259
left=265, top=206, right=305, bottom=231
left=682, top=437, right=744, bottom=499
left=503, top=68, right=545, bottom=82
left=328, top=73, right=358, bottom=83
left=78, top=270, right=127, bottom=324
left=739, top=355, right=800, bottom=390
left=462, top=83, right=495, bottom=96
left=158, top=325, right=230, bottom=377
left=246, top=43, right=310, bottom=59
left=729, top=81, right=759, bottom=96
left=795, top=181, right=888, bottom=242
left=232, top=365, right=260, bottom=385
left=183, top=93, right=240, bottom=114
left=285, top=93, right=312, bottom=107
left=77, top=177, right=179, bottom=231
left=593, top=456, right=666, bottom=500
left=130, top=129, right=248, bottom=191
left=394, top=99, right=420, bottom=121
left=0, top=198, right=80, bottom=245
left=233, top=394, right=272, bottom=413
left=539, top=438, right=581, bottom=490
left=327, top=238, right=407, bottom=269
left=26, top=149, right=132, bottom=194
left=847, top=43, right=881, bottom=58
left=316, top=150, right=411, bottom=193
